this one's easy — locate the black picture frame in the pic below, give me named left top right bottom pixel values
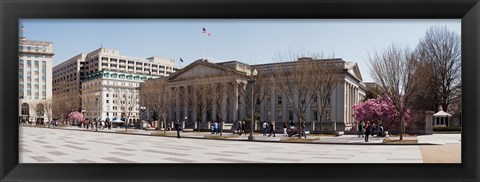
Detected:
left=1, top=0, right=479, bottom=182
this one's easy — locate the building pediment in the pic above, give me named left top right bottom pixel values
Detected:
left=346, top=62, right=363, bottom=82
left=169, top=60, right=231, bottom=81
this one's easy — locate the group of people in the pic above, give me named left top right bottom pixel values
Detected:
left=357, top=121, right=385, bottom=142
left=210, top=121, right=220, bottom=135
left=235, top=121, right=246, bottom=135
left=261, top=121, right=276, bottom=137
left=79, top=120, right=112, bottom=130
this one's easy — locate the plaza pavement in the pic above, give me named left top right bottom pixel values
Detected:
left=19, top=126, right=461, bottom=163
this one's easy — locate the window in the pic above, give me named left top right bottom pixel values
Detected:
left=42, top=61, right=46, bottom=66
left=119, top=59, right=126, bottom=63
left=106, top=100, right=109, bottom=103
left=42, top=47, right=46, bottom=52
left=21, top=103, right=29, bottom=116
left=106, top=94, right=109, bottom=97
left=326, top=111, right=330, bottom=121
left=101, top=57, right=108, bottom=61
left=277, top=111, right=282, bottom=121
left=111, top=64, right=117, bottom=67
left=102, top=63, right=108, bottom=66
left=27, top=60, right=31, bottom=65
left=277, top=96, right=282, bottom=105
left=27, top=46, right=31, bottom=50
left=42, top=55, right=46, bottom=58
left=19, top=53, right=24, bottom=57
left=19, top=46, right=23, bottom=50
left=35, top=47, right=39, bottom=51
left=34, top=54, right=38, bottom=58
left=110, top=58, right=117, bottom=62
left=34, top=61, right=39, bottom=67
left=289, top=110, right=294, bottom=120
left=160, top=66, right=165, bottom=69
left=27, top=54, right=31, bottom=58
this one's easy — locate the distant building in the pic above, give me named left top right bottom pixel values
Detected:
left=52, top=47, right=179, bottom=125
left=18, top=37, right=54, bottom=123
left=81, top=70, right=159, bottom=124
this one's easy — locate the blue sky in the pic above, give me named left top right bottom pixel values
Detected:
left=20, top=19, right=460, bottom=82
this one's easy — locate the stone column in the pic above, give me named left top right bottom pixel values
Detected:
left=239, top=83, right=246, bottom=121
left=233, top=82, right=239, bottom=122
left=221, top=88, right=227, bottom=122
left=175, top=87, right=180, bottom=120
left=425, top=111, right=434, bottom=135
left=271, top=87, right=276, bottom=122
left=183, top=86, right=188, bottom=123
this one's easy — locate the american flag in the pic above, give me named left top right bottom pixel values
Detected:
left=202, top=27, right=211, bottom=36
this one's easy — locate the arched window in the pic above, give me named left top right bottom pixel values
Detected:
left=36, top=103, right=44, bottom=116
left=21, top=103, right=29, bottom=116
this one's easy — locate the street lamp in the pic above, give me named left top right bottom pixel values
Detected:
left=248, top=68, right=258, bottom=141
left=140, top=106, right=146, bottom=130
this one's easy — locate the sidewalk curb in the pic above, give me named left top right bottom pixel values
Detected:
left=23, top=126, right=440, bottom=146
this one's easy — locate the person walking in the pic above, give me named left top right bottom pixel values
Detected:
left=268, top=121, right=276, bottom=137
left=175, top=120, right=181, bottom=139
left=241, top=121, right=245, bottom=136
left=262, top=121, right=268, bottom=136
left=283, top=121, right=288, bottom=136
left=364, top=121, right=371, bottom=142
left=213, top=121, right=219, bottom=134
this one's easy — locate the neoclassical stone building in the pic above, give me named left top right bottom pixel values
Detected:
left=142, top=58, right=367, bottom=132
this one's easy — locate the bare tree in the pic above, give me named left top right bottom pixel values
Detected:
left=210, top=82, right=229, bottom=136
left=116, top=88, right=139, bottom=131
left=81, top=92, right=98, bottom=126
left=271, top=53, right=334, bottom=138
left=369, top=44, right=428, bottom=140
left=416, top=26, right=461, bottom=112
left=236, top=69, right=272, bottom=131
left=190, top=77, right=214, bottom=132
left=315, top=61, right=342, bottom=134
left=142, top=78, right=174, bottom=134
left=52, top=92, right=81, bottom=120
left=41, top=99, right=53, bottom=124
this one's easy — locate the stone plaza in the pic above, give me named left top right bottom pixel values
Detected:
left=19, top=126, right=461, bottom=163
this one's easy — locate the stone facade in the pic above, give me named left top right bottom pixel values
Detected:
left=18, top=37, right=54, bottom=123
left=141, top=58, right=367, bottom=132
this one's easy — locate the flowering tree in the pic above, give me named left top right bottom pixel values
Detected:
left=352, top=97, right=411, bottom=131
left=68, top=111, right=84, bottom=125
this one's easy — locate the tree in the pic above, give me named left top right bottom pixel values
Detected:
left=353, top=97, right=411, bottom=131
left=53, top=92, right=81, bottom=121
left=140, top=78, right=174, bottom=134
left=68, top=111, right=84, bottom=125
left=271, top=53, right=337, bottom=138
left=190, top=77, right=214, bottom=132
left=115, top=88, right=139, bottom=131
left=369, top=44, right=427, bottom=140
left=211, top=82, right=229, bottom=136
left=236, top=69, right=272, bottom=131
left=41, top=99, right=53, bottom=123
left=416, top=26, right=461, bottom=112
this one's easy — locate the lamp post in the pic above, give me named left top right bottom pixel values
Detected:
left=140, top=106, right=146, bottom=130
left=248, top=68, right=258, bottom=141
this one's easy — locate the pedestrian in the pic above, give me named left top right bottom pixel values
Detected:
left=240, top=121, right=245, bottom=135
left=360, top=121, right=365, bottom=137
left=268, top=121, right=276, bottom=137
left=283, top=121, right=288, bottom=136
left=357, top=121, right=363, bottom=138
left=211, top=122, right=215, bottom=134
left=175, top=120, right=181, bottom=139
left=238, top=121, right=243, bottom=135
left=214, top=121, right=219, bottom=134
left=289, top=120, right=295, bottom=129
left=262, top=121, right=268, bottom=136
left=301, top=121, right=307, bottom=138
left=364, top=121, right=371, bottom=142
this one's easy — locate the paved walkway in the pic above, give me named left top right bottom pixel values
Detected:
left=20, top=126, right=431, bottom=163
left=40, top=126, right=461, bottom=145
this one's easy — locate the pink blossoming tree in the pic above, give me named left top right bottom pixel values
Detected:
left=352, top=97, right=411, bottom=131
left=68, top=111, right=84, bottom=125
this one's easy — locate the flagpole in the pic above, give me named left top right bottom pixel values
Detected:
left=202, top=31, right=205, bottom=60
